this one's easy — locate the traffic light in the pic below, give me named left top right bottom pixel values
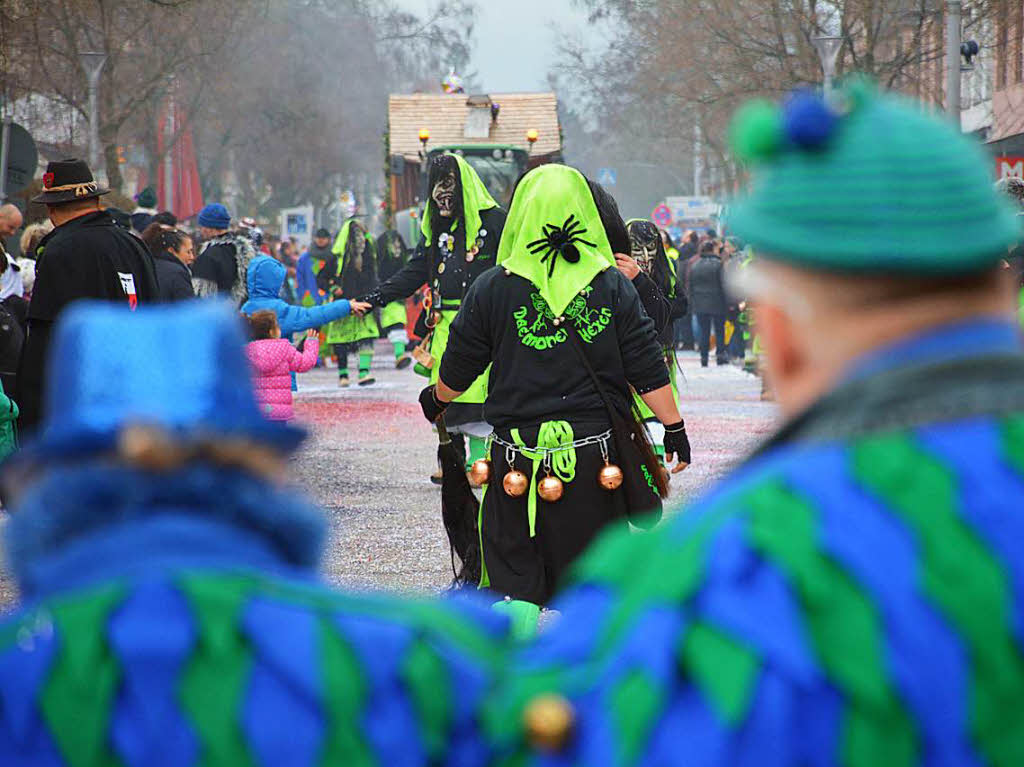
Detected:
left=116, top=146, right=126, bottom=164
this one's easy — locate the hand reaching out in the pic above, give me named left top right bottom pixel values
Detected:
left=349, top=300, right=372, bottom=316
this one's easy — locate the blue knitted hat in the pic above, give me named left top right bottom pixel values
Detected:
left=198, top=202, right=231, bottom=230
left=12, top=301, right=305, bottom=466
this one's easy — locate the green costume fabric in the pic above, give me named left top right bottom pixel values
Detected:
left=0, top=380, right=19, bottom=461
left=326, top=312, right=378, bottom=345
left=633, top=352, right=678, bottom=423
left=727, top=80, right=1021, bottom=273
left=430, top=309, right=489, bottom=403
left=325, top=222, right=379, bottom=345
left=421, top=153, right=498, bottom=251
left=490, top=599, right=540, bottom=641
left=381, top=300, right=407, bottom=329
left=497, top=165, right=615, bottom=317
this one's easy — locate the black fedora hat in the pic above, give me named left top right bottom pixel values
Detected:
left=32, top=158, right=109, bottom=205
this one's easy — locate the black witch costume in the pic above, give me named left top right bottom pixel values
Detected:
left=435, top=165, right=681, bottom=605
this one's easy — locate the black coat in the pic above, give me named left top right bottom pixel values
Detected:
left=152, top=249, right=195, bottom=302
left=441, top=267, right=668, bottom=429
left=364, top=207, right=507, bottom=310
left=688, top=254, right=728, bottom=316
left=18, top=210, right=159, bottom=432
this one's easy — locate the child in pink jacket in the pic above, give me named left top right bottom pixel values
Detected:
left=245, top=310, right=319, bottom=421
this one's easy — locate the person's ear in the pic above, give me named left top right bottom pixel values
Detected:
left=753, top=303, right=804, bottom=407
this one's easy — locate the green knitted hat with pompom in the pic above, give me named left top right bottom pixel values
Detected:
left=726, top=80, right=1021, bottom=274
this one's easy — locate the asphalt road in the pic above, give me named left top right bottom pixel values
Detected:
left=0, top=342, right=778, bottom=609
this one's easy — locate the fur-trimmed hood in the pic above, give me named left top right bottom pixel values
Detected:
left=5, top=464, right=326, bottom=599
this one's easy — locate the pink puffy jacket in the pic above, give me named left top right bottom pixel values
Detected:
left=245, top=337, right=319, bottom=421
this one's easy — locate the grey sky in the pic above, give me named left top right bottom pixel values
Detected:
left=396, top=0, right=594, bottom=91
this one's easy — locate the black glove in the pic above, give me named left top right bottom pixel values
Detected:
left=663, top=421, right=691, bottom=466
left=418, top=384, right=449, bottom=423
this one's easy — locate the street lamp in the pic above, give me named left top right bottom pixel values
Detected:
left=79, top=52, right=106, bottom=171
left=526, top=128, right=539, bottom=155
left=811, top=35, right=843, bottom=104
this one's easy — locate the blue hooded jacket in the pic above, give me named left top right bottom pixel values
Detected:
left=241, top=256, right=350, bottom=335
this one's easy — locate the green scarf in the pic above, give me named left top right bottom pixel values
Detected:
left=331, top=217, right=374, bottom=275
left=497, top=165, right=614, bottom=317
left=420, top=153, right=498, bottom=251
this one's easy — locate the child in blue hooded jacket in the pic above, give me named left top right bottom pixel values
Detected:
left=241, top=255, right=370, bottom=336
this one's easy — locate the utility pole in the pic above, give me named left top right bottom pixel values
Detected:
left=79, top=52, right=106, bottom=171
left=0, top=112, right=11, bottom=203
left=946, top=0, right=962, bottom=127
left=693, top=122, right=702, bottom=196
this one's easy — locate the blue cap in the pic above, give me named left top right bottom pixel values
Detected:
left=14, top=301, right=305, bottom=465
left=197, top=202, right=231, bottom=230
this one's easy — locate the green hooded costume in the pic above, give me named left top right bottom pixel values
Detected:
left=362, top=153, right=507, bottom=425
left=322, top=218, right=380, bottom=345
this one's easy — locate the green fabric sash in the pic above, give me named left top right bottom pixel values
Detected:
left=421, top=153, right=498, bottom=251
left=497, top=165, right=615, bottom=317
left=330, top=218, right=374, bottom=274
left=511, top=421, right=576, bottom=538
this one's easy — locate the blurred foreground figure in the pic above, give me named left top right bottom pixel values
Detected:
left=485, top=82, right=1024, bottom=765
left=0, top=301, right=507, bottom=767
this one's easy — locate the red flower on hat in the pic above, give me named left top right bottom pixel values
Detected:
left=43, top=173, right=55, bottom=188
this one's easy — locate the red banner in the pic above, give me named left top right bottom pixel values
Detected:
left=156, top=97, right=204, bottom=222
left=996, top=156, right=1024, bottom=180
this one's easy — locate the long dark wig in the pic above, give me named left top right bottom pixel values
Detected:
left=375, top=229, right=409, bottom=282
left=342, top=219, right=372, bottom=276
left=585, top=178, right=630, bottom=255
left=426, top=154, right=466, bottom=265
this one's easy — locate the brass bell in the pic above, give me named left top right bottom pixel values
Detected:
left=597, top=462, right=624, bottom=490
left=523, top=693, right=575, bottom=752
left=503, top=470, right=529, bottom=497
left=469, top=459, right=492, bottom=486
left=537, top=474, right=564, bottom=502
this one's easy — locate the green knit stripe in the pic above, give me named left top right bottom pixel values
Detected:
left=852, top=434, right=1024, bottom=767
left=1000, top=414, right=1024, bottom=475
left=745, top=482, right=917, bottom=767
left=610, top=671, right=662, bottom=765
left=680, top=622, right=760, bottom=725
left=574, top=504, right=741, bottom=657
left=401, top=639, right=451, bottom=760
left=317, top=617, right=375, bottom=767
left=39, top=584, right=126, bottom=767
left=177, top=576, right=257, bottom=767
